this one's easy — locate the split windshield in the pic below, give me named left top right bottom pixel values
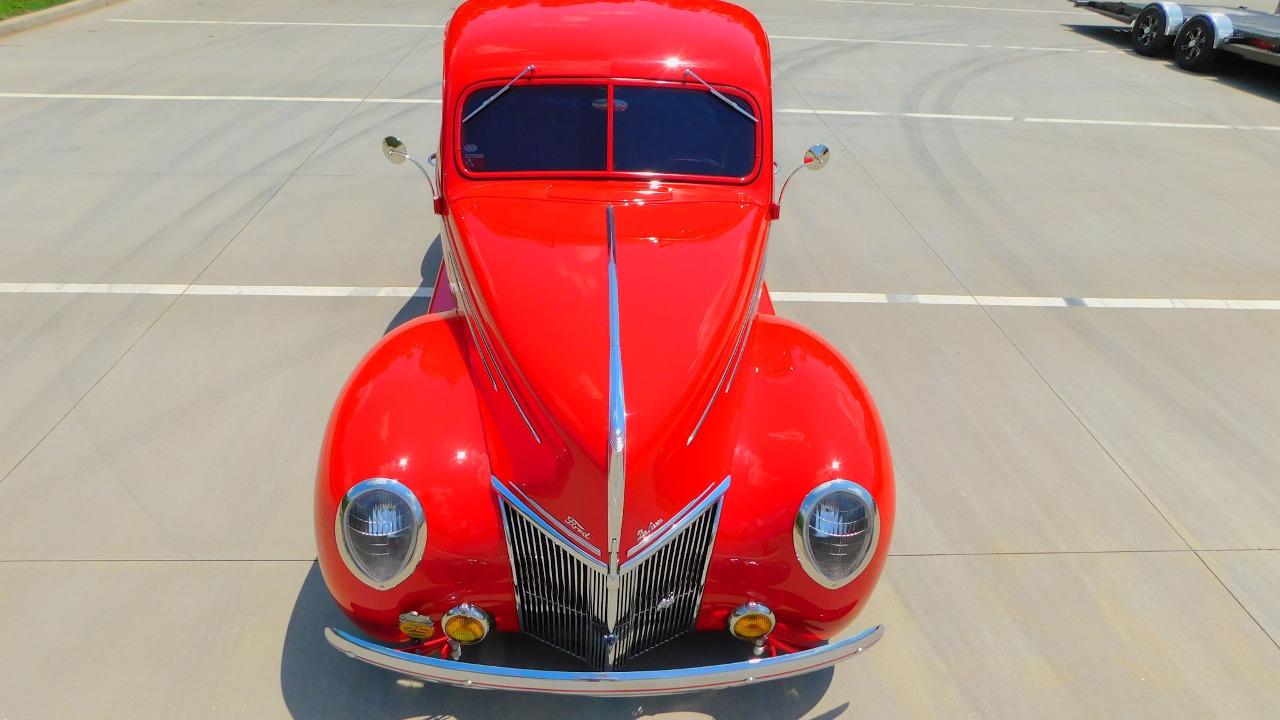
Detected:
left=459, top=83, right=757, bottom=179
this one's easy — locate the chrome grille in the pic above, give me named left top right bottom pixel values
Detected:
left=499, top=491, right=722, bottom=670
left=612, top=505, right=719, bottom=666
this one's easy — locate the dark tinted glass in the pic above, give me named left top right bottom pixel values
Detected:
left=343, top=488, right=416, bottom=583
left=460, top=85, right=608, bottom=172
left=806, top=491, right=872, bottom=581
left=613, top=86, right=756, bottom=178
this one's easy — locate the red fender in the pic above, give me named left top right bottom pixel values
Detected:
left=697, top=314, right=896, bottom=646
left=314, top=312, right=517, bottom=642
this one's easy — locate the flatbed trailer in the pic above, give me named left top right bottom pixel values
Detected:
left=1072, top=0, right=1280, bottom=70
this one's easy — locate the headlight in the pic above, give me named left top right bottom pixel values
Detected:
left=794, top=479, right=879, bottom=588
left=335, top=478, right=426, bottom=590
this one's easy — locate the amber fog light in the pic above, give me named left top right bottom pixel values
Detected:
left=442, top=603, right=490, bottom=644
left=398, top=611, right=435, bottom=641
left=728, top=601, right=775, bottom=642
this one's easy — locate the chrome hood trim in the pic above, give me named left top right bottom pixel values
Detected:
left=606, top=204, right=626, bottom=572
left=441, top=225, right=541, bottom=444
left=686, top=246, right=767, bottom=446
left=490, top=474, right=731, bottom=569
left=324, top=624, right=884, bottom=696
left=623, top=476, right=729, bottom=569
left=492, top=476, right=604, bottom=561
left=450, top=195, right=767, bottom=543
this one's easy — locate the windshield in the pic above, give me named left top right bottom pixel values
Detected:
left=460, top=85, right=608, bottom=172
left=459, top=82, right=758, bottom=180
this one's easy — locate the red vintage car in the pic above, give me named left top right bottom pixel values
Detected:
left=316, top=0, right=895, bottom=696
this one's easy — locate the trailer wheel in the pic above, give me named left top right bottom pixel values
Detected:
left=1173, top=17, right=1220, bottom=71
left=1132, top=6, right=1173, bottom=56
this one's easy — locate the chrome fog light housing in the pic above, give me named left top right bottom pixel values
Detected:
left=335, top=478, right=426, bottom=590
left=794, top=479, right=879, bottom=588
left=442, top=603, right=491, bottom=645
left=728, top=601, right=775, bottom=642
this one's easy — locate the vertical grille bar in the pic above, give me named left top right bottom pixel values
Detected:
left=499, top=484, right=724, bottom=670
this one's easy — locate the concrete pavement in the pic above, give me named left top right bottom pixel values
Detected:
left=1, top=0, right=1278, bottom=717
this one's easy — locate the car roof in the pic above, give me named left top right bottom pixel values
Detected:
left=443, top=0, right=771, bottom=100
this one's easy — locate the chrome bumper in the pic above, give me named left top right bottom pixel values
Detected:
left=324, top=624, right=883, bottom=696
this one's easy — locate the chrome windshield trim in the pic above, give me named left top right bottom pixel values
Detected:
left=492, top=476, right=607, bottom=566
left=325, top=624, right=883, bottom=696
left=462, top=64, right=536, bottom=123
left=623, top=476, right=729, bottom=566
left=682, top=68, right=759, bottom=123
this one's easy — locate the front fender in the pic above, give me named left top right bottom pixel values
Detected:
left=698, top=314, right=895, bottom=646
left=314, top=311, right=516, bottom=641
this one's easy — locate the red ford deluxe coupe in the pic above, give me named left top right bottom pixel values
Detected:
left=316, top=0, right=895, bottom=696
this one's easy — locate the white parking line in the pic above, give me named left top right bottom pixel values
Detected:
left=771, top=291, right=1280, bottom=310
left=0, top=92, right=441, bottom=104
left=781, top=107, right=1280, bottom=130
left=1025, top=117, right=1235, bottom=129
left=902, top=111, right=1015, bottom=121
left=99, top=23, right=1116, bottom=56
left=101, top=19, right=1119, bottom=56
left=771, top=34, right=1121, bottom=54
left=0, top=92, right=364, bottom=103
left=778, top=108, right=887, bottom=117
left=5, top=283, right=1280, bottom=310
left=2, top=92, right=1273, bottom=132
left=0, top=283, right=433, bottom=298
left=105, top=19, right=445, bottom=28
left=814, top=0, right=1081, bottom=14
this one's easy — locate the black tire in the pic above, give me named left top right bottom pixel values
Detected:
left=1132, top=6, right=1173, bottom=56
left=1174, top=17, right=1221, bottom=71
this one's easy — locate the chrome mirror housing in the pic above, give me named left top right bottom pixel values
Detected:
left=803, top=144, right=830, bottom=171
left=382, top=136, right=409, bottom=165
left=381, top=135, right=441, bottom=210
left=772, top=143, right=833, bottom=219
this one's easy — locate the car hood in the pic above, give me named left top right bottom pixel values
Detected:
left=446, top=188, right=767, bottom=561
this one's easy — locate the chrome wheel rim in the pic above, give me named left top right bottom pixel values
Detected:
left=1136, top=16, right=1158, bottom=46
left=1183, top=27, right=1205, bottom=60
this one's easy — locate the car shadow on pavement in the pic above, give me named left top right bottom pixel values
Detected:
left=1063, top=23, right=1280, bottom=104
left=281, top=563, right=839, bottom=720
left=385, top=235, right=443, bottom=335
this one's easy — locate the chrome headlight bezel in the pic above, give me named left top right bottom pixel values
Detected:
left=335, top=478, right=427, bottom=590
left=793, top=479, right=879, bottom=589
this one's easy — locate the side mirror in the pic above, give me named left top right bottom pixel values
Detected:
left=380, top=135, right=443, bottom=214
left=771, top=143, right=832, bottom=219
left=803, top=144, right=830, bottom=171
left=382, top=136, right=409, bottom=165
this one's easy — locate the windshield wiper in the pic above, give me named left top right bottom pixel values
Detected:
left=683, top=68, right=758, bottom=123
left=462, top=64, right=536, bottom=123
